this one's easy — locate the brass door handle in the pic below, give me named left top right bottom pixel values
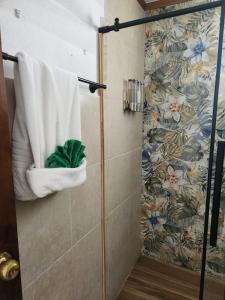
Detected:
left=0, top=252, right=20, bottom=281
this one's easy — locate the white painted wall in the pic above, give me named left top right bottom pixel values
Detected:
left=0, top=0, right=104, bottom=92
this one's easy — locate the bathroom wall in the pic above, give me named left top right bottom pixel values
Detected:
left=1, top=0, right=145, bottom=298
left=103, top=0, right=144, bottom=299
left=142, top=0, right=225, bottom=278
left=1, top=0, right=104, bottom=299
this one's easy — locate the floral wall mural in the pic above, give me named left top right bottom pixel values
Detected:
left=142, top=1, right=225, bottom=277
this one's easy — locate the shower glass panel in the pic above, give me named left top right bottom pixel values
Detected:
left=142, top=3, right=225, bottom=299
left=202, top=11, right=225, bottom=298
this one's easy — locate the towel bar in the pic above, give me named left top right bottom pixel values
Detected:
left=2, top=52, right=107, bottom=93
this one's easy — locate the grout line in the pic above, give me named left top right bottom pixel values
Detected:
left=23, top=248, right=72, bottom=292
left=86, top=161, right=101, bottom=168
left=107, top=188, right=141, bottom=218
left=106, top=146, right=142, bottom=163
left=23, top=166, right=103, bottom=292
left=23, top=222, right=101, bottom=292
left=70, top=222, right=101, bottom=250
left=85, top=160, right=101, bottom=169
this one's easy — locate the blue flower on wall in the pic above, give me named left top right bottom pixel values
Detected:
left=193, top=39, right=205, bottom=56
left=184, top=37, right=210, bottom=63
left=147, top=211, right=165, bottom=231
left=149, top=215, right=160, bottom=229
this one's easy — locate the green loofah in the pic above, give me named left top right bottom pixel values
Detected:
left=46, top=139, right=85, bottom=168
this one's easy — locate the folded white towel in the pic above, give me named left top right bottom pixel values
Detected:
left=13, top=52, right=86, bottom=200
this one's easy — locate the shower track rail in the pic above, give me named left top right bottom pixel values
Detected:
left=2, top=52, right=107, bottom=94
left=99, top=1, right=222, bottom=33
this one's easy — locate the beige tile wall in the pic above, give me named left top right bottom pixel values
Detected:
left=5, top=0, right=144, bottom=298
left=103, top=0, right=144, bottom=299
left=5, top=81, right=102, bottom=300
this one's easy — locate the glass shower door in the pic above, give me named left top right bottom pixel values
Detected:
left=143, top=5, right=224, bottom=299
left=202, top=55, right=225, bottom=298
left=141, top=0, right=225, bottom=298
left=202, top=141, right=225, bottom=299
left=201, top=3, right=225, bottom=297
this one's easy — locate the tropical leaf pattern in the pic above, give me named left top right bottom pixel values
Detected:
left=142, top=2, right=225, bottom=278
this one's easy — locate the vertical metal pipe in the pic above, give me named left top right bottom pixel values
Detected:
left=98, top=32, right=107, bottom=300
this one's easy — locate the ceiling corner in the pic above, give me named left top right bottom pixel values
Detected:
left=137, top=0, right=146, bottom=10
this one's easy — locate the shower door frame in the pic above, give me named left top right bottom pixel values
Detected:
left=99, top=1, right=225, bottom=299
left=199, top=1, right=225, bottom=299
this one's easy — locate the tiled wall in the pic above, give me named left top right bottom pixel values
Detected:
left=5, top=81, right=102, bottom=300
left=142, top=1, right=220, bottom=271
left=103, top=0, right=144, bottom=299
left=2, top=0, right=104, bottom=299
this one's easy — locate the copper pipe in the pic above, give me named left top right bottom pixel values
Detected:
left=98, top=32, right=107, bottom=300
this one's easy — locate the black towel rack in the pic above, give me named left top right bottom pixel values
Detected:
left=2, top=52, right=106, bottom=93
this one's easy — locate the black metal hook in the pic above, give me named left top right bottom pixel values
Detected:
left=114, top=18, right=120, bottom=32
left=89, top=85, right=99, bottom=93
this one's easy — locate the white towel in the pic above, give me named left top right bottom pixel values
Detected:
left=13, top=52, right=86, bottom=200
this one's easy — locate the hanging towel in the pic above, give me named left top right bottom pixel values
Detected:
left=12, top=52, right=87, bottom=200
